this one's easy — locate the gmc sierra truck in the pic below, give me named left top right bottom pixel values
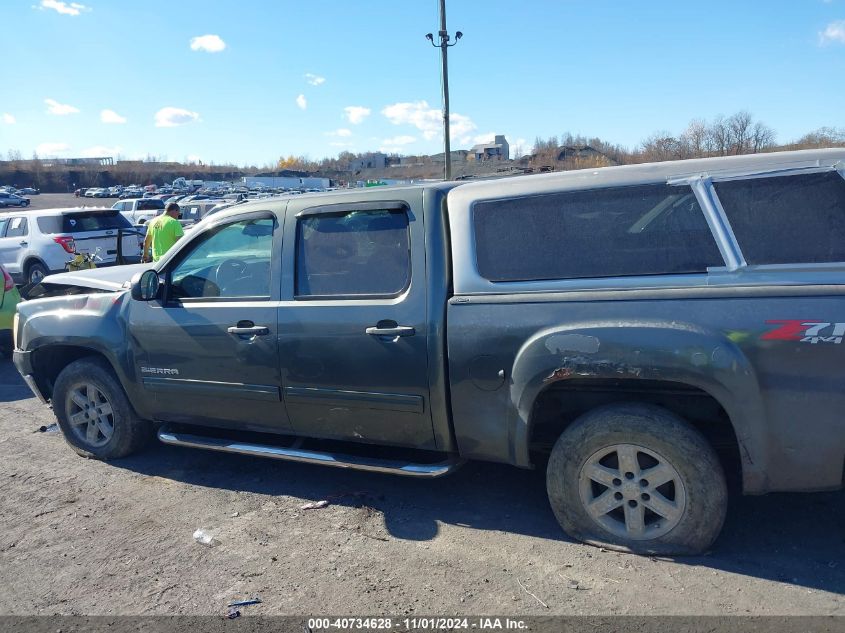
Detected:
left=12, top=149, right=845, bottom=555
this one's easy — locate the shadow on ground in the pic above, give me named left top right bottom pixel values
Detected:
left=114, top=438, right=845, bottom=596
left=0, top=357, right=34, bottom=403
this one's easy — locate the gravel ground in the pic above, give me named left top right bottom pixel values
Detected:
left=17, top=192, right=127, bottom=211
left=0, top=357, right=843, bottom=617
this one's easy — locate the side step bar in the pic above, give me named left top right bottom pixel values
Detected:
left=157, top=424, right=464, bottom=478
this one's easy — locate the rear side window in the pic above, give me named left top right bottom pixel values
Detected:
left=5, top=217, right=28, bottom=238
left=37, top=216, right=63, bottom=233
left=61, top=211, right=132, bottom=233
left=473, top=184, right=722, bottom=282
left=296, top=208, right=410, bottom=298
left=138, top=200, right=165, bottom=211
left=714, top=172, right=845, bottom=265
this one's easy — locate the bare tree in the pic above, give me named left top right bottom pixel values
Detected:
left=750, top=121, right=776, bottom=153
left=728, top=111, right=754, bottom=154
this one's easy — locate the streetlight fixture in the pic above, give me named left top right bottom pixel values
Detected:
left=426, top=0, right=462, bottom=180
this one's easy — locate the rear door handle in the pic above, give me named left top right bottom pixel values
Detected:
left=19, top=241, right=27, bottom=246
left=366, top=325, right=415, bottom=337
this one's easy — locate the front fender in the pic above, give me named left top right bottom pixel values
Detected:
left=16, top=292, right=145, bottom=409
left=510, top=320, right=768, bottom=491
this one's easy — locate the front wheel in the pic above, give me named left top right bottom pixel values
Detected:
left=52, top=357, right=152, bottom=459
left=546, top=403, right=727, bottom=555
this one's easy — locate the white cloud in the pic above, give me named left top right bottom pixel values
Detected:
left=2, top=113, right=15, bottom=124
left=154, top=107, right=200, bottom=127
left=819, top=20, right=845, bottom=44
left=100, top=109, right=126, bottom=124
left=326, top=128, right=352, bottom=137
left=36, top=0, right=91, bottom=16
left=379, top=135, right=417, bottom=152
left=190, top=34, right=226, bottom=53
left=344, top=106, right=371, bottom=125
left=381, top=100, right=476, bottom=142
left=296, top=94, right=307, bottom=110
left=35, top=142, right=70, bottom=156
left=305, top=73, right=326, bottom=86
left=329, top=141, right=352, bottom=148
left=510, top=138, right=530, bottom=157
left=45, top=98, right=79, bottom=115
left=80, top=145, right=121, bottom=158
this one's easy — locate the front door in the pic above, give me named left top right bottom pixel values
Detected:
left=127, top=212, right=291, bottom=433
left=278, top=196, right=435, bottom=449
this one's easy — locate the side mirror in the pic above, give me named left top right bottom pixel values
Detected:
left=131, top=269, right=161, bottom=301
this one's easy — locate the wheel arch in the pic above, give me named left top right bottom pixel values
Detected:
left=30, top=344, right=120, bottom=402
left=510, top=321, right=770, bottom=493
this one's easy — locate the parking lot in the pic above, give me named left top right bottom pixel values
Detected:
left=0, top=357, right=842, bottom=616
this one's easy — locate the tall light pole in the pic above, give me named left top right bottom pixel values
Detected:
left=426, top=0, right=462, bottom=181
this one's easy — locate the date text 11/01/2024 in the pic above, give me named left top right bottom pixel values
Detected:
left=307, top=617, right=528, bottom=630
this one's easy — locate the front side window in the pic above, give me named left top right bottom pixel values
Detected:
left=169, top=217, right=274, bottom=300
left=714, top=171, right=845, bottom=265
left=473, top=184, right=722, bottom=282
left=295, top=208, right=410, bottom=298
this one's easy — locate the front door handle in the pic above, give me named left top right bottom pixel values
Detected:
left=366, top=325, right=415, bottom=338
left=19, top=241, right=27, bottom=246
left=227, top=323, right=269, bottom=336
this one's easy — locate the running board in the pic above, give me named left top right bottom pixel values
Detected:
left=157, top=425, right=464, bottom=478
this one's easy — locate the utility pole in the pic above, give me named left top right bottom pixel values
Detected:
left=426, top=0, right=462, bottom=181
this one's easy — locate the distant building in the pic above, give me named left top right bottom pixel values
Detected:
left=469, top=135, right=509, bottom=161
left=43, top=156, right=114, bottom=166
left=348, top=153, right=387, bottom=171
left=242, top=174, right=330, bottom=190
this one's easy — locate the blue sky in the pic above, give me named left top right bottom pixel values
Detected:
left=0, top=0, right=843, bottom=166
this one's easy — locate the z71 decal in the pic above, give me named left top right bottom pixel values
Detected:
left=763, top=320, right=845, bottom=344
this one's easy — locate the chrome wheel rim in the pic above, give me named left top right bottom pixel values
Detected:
left=578, top=443, right=686, bottom=540
left=66, top=383, right=114, bottom=448
left=29, top=268, right=44, bottom=284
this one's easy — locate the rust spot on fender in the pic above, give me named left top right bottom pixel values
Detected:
left=544, top=367, right=573, bottom=383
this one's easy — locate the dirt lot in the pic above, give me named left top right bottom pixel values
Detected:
left=18, top=192, right=123, bottom=211
left=0, top=358, right=843, bottom=617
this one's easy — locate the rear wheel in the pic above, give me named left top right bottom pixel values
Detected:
left=546, top=403, right=727, bottom=555
left=52, top=357, right=152, bottom=459
left=25, top=261, right=48, bottom=285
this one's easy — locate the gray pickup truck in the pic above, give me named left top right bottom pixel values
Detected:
left=12, top=149, right=845, bottom=555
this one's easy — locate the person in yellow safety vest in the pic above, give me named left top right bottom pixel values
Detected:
left=142, top=202, right=184, bottom=263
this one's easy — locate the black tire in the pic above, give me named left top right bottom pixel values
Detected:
left=546, top=403, right=727, bottom=555
left=25, top=261, right=48, bottom=285
left=52, top=357, right=152, bottom=459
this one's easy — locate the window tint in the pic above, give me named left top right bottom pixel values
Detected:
left=296, top=208, right=410, bottom=297
left=138, top=199, right=165, bottom=211
left=61, top=211, right=132, bottom=233
left=714, top=172, right=845, bottom=265
left=473, top=184, right=722, bottom=282
left=5, top=217, right=28, bottom=238
left=37, top=216, right=63, bottom=233
left=170, top=217, right=274, bottom=299
left=0, top=217, right=8, bottom=237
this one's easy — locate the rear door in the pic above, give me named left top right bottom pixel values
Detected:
left=278, top=193, right=436, bottom=449
left=0, top=216, right=28, bottom=277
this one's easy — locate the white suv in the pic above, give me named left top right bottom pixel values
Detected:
left=0, top=208, right=143, bottom=285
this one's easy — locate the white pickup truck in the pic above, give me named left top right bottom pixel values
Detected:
left=111, top=198, right=165, bottom=225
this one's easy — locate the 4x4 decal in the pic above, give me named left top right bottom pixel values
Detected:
left=763, top=320, right=845, bottom=344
